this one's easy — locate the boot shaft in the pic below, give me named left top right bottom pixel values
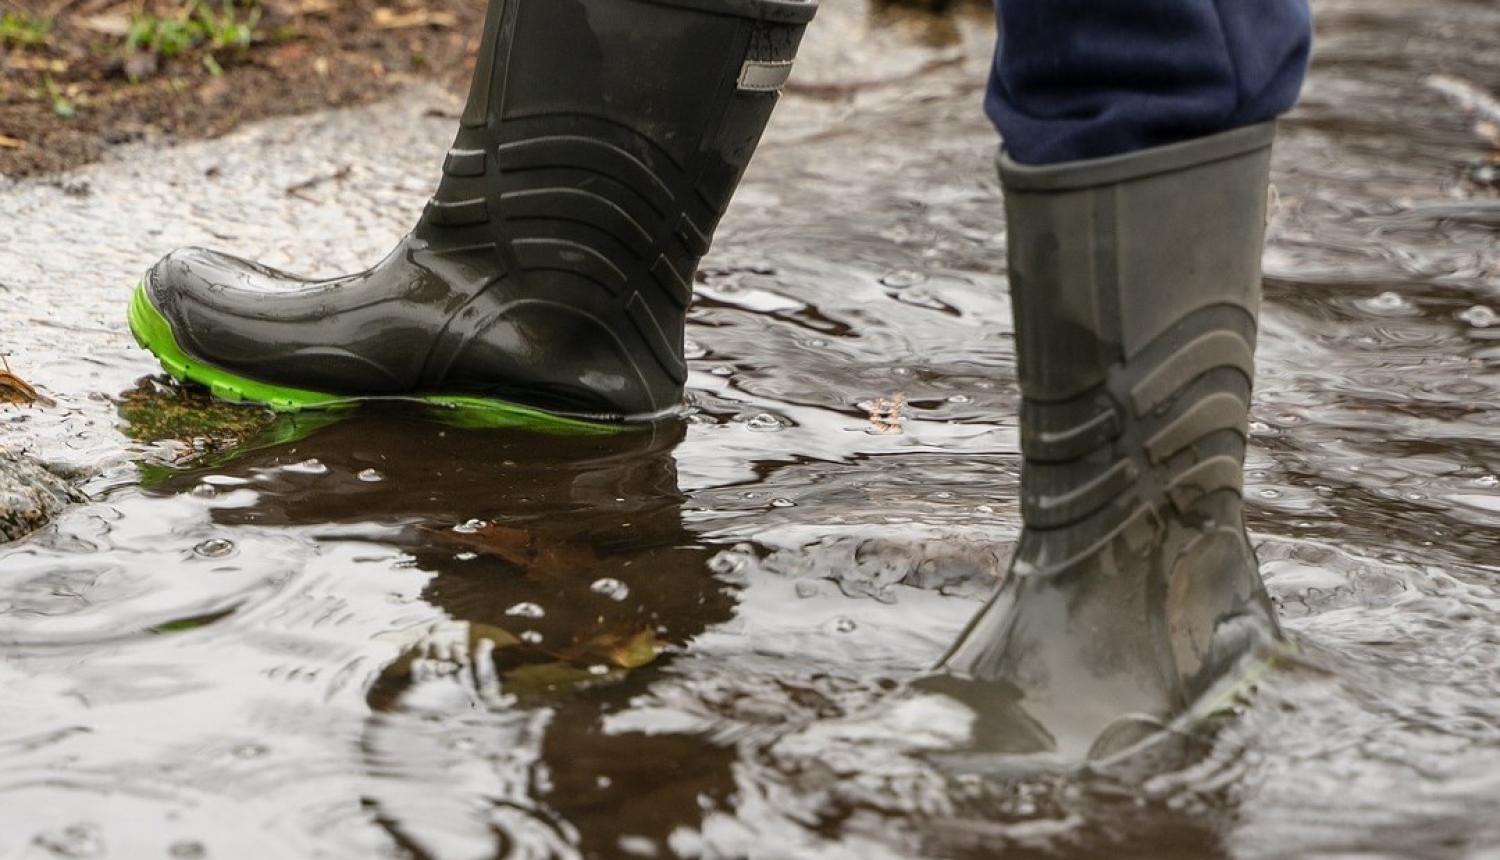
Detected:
left=420, top=0, right=813, bottom=263
left=414, top=0, right=816, bottom=412
left=1000, top=123, right=1275, bottom=557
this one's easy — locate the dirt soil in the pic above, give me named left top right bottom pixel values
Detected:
left=0, top=0, right=485, bottom=177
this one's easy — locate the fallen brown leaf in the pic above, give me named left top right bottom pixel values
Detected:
left=420, top=520, right=604, bottom=580
left=0, top=357, right=52, bottom=406
left=371, top=8, right=457, bottom=29
left=5, top=57, right=70, bottom=73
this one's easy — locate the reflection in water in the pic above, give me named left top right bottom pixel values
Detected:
left=148, top=414, right=746, bottom=859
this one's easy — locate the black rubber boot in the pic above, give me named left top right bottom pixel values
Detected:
left=130, top=0, right=816, bottom=425
left=931, top=123, right=1283, bottom=770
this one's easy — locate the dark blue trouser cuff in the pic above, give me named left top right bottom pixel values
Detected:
left=986, top=0, right=1312, bottom=165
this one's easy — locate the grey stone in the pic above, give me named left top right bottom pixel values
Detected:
left=0, top=450, right=85, bottom=543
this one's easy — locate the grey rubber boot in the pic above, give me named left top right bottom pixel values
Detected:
left=932, top=122, right=1283, bottom=770
left=131, top=0, right=816, bottom=424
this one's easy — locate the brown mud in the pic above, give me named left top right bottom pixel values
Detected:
left=0, top=0, right=485, bottom=177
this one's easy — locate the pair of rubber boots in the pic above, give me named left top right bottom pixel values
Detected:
left=129, top=0, right=1280, bottom=767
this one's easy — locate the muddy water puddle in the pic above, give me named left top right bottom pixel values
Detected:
left=3, top=0, right=1500, bottom=857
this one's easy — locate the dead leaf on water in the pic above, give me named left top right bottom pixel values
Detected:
left=862, top=391, right=907, bottom=435
left=0, top=357, right=53, bottom=406
left=559, top=626, right=665, bottom=670
left=502, top=661, right=622, bottom=700
left=420, top=521, right=603, bottom=579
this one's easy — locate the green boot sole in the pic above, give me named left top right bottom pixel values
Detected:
left=127, top=282, right=622, bottom=435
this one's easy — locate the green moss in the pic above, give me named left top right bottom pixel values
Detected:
left=117, top=376, right=279, bottom=449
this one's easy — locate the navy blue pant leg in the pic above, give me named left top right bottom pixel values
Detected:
left=986, top=0, right=1312, bottom=164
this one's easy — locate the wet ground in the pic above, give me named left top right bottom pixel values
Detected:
left=2, top=0, right=1500, bottom=857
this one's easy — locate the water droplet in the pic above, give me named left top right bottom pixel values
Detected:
left=588, top=664, right=611, bottom=676
left=453, top=518, right=486, bottom=534
left=520, top=630, right=543, bottom=644
left=590, top=578, right=630, bottom=601
left=357, top=468, right=385, bottom=482
left=770, top=497, right=795, bottom=508
left=33, top=823, right=102, bottom=858
left=283, top=458, right=328, bottom=475
left=194, top=538, right=235, bottom=558
left=506, top=602, right=544, bottom=618
left=1459, top=305, right=1498, bottom=328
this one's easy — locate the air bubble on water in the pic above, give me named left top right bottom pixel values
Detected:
left=455, top=551, right=477, bottom=561
left=947, top=394, right=972, bottom=404
left=794, top=580, right=821, bottom=599
left=588, top=664, right=611, bottom=676
left=1355, top=290, right=1416, bottom=316
left=879, top=269, right=927, bottom=288
left=683, top=339, right=707, bottom=360
left=193, top=538, right=235, bottom=558
left=832, top=617, right=857, bottom=633
left=520, top=630, right=543, bottom=644
left=33, top=823, right=102, bottom=858
left=707, top=548, right=753, bottom=575
left=1474, top=475, right=1499, bottom=488
left=770, top=498, right=795, bottom=508
left=744, top=413, right=790, bottom=432
left=506, top=602, right=545, bottom=618
left=232, top=743, right=267, bottom=759
left=357, top=468, right=385, bottom=482
left=190, top=483, right=218, bottom=499
left=709, top=364, right=735, bottom=377
left=283, top=458, right=328, bottom=475
left=1458, top=305, right=1498, bottom=328
left=590, top=578, right=630, bottom=601
left=453, top=518, right=486, bottom=534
